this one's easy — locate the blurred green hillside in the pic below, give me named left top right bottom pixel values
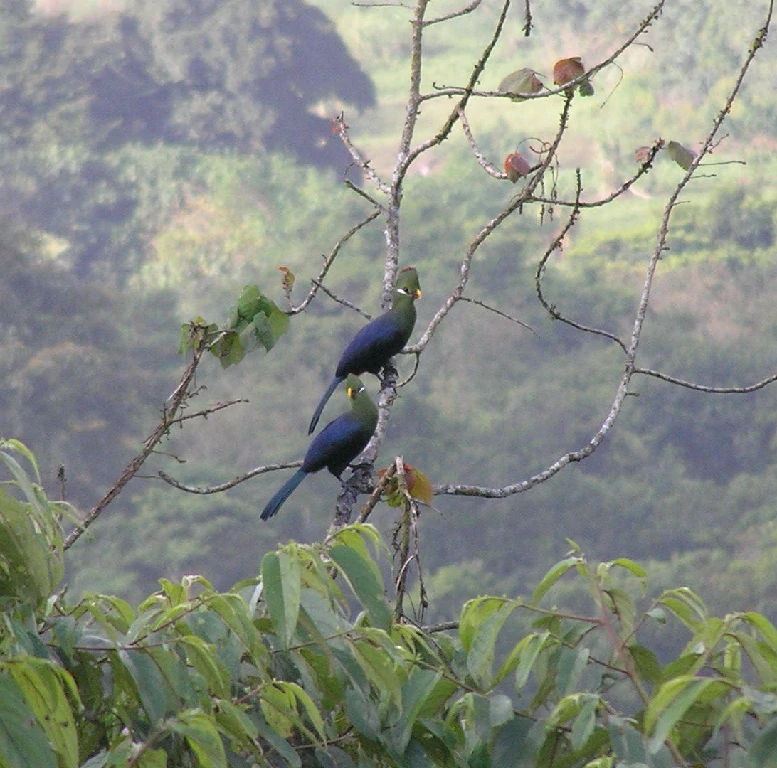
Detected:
left=5, top=0, right=777, bottom=637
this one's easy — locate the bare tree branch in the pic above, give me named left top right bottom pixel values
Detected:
left=635, top=368, right=777, bottom=394
left=64, top=334, right=222, bottom=548
left=409, top=94, right=573, bottom=355
left=424, top=0, right=483, bottom=26
left=287, top=208, right=382, bottom=315
left=158, top=461, right=302, bottom=494
left=433, top=0, right=775, bottom=498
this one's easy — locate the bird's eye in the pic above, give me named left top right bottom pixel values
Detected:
left=397, top=287, right=409, bottom=295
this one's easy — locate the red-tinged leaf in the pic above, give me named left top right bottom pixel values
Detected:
left=667, top=140, right=696, bottom=170
left=634, top=145, right=652, bottom=163
left=635, top=139, right=665, bottom=164
left=406, top=465, right=434, bottom=505
left=498, top=68, right=543, bottom=100
left=504, top=152, right=531, bottom=182
left=278, top=266, right=295, bottom=293
left=378, top=463, right=433, bottom=506
left=553, top=57, right=585, bottom=87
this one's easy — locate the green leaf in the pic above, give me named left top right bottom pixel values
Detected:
left=119, top=646, right=195, bottom=725
left=743, top=611, right=777, bottom=654
left=284, top=683, right=327, bottom=744
left=646, top=677, right=729, bottom=753
left=227, top=285, right=289, bottom=354
left=628, top=644, right=663, bottom=686
left=349, top=636, right=402, bottom=708
left=329, top=536, right=391, bottom=631
left=660, top=651, right=704, bottom=681
left=260, top=683, right=297, bottom=739
left=255, top=719, right=302, bottom=767
left=459, top=597, right=516, bottom=687
left=734, top=634, right=777, bottom=685
left=531, top=556, right=582, bottom=605
left=261, top=550, right=301, bottom=648
left=657, top=588, right=707, bottom=630
left=260, top=681, right=326, bottom=745
left=214, top=698, right=259, bottom=742
left=211, top=329, right=244, bottom=368
left=492, top=717, right=537, bottom=767
left=607, top=715, right=648, bottom=764
left=666, top=140, right=696, bottom=170
left=243, top=315, right=270, bottom=354
left=604, top=587, right=636, bottom=633
left=610, top=557, right=647, bottom=578
left=178, top=636, right=229, bottom=698
left=489, top=693, right=514, bottom=727
left=749, top=718, right=777, bottom=768
left=556, top=646, right=590, bottom=696
left=498, top=67, right=543, bottom=100
left=235, top=285, right=263, bottom=323
left=0, top=488, right=62, bottom=608
left=344, top=685, right=380, bottom=741
left=171, top=709, right=227, bottom=768
left=266, top=306, right=290, bottom=348
left=569, top=694, right=598, bottom=751
left=0, top=671, right=57, bottom=768
left=207, top=594, right=266, bottom=660
left=389, top=668, right=442, bottom=753
left=0, top=440, right=42, bottom=483
left=5, top=659, right=79, bottom=768
left=715, top=695, right=751, bottom=735
left=513, top=632, right=550, bottom=691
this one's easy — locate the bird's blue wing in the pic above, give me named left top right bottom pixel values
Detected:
left=302, top=412, right=370, bottom=477
left=336, top=313, right=408, bottom=376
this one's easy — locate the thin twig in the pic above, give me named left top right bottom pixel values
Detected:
left=64, top=337, right=215, bottom=548
left=424, top=0, right=482, bottom=26
left=311, top=280, right=373, bottom=320
left=634, top=368, right=777, bottom=393
left=158, top=461, right=302, bottom=494
left=358, top=462, right=396, bottom=522
left=458, top=106, right=511, bottom=179
left=409, top=93, right=573, bottom=355
left=459, top=296, right=538, bottom=336
left=333, top=113, right=391, bottom=195
left=288, top=209, right=382, bottom=315
left=165, top=399, right=248, bottom=427
left=534, top=171, right=629, bottom=352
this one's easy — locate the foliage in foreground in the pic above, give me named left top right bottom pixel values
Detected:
left=3, top=440, right=777, bottom=767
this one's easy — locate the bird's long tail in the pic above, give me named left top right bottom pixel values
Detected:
left=308, top=376, right=342, bottom=435
left=261, top=469, right=308, bottom=520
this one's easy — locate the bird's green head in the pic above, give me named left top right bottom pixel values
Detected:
left=345, top=374, right=367, bottom=400
left=344, top=374, right=378, bottom=425
left=396, top=266, right=421, bottom=301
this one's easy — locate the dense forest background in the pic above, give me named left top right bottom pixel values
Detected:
left=3, top=0, right=777, bottom=638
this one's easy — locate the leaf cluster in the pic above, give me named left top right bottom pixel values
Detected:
left=180, top=286, right=290, bottom=369
left=5, top=442, right=777, bottom=766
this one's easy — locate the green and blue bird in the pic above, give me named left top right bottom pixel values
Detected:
left=261, top=374, right=378, bottom=520
left=308, top=266, right=421, bottom=435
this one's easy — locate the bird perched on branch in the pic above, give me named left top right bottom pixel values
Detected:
left=261, top=375, right=378, bottom=520
left=308, top=266, right=421, bottom=434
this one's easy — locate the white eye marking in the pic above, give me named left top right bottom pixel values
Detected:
left=396, top=287, right=410, bottom=295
